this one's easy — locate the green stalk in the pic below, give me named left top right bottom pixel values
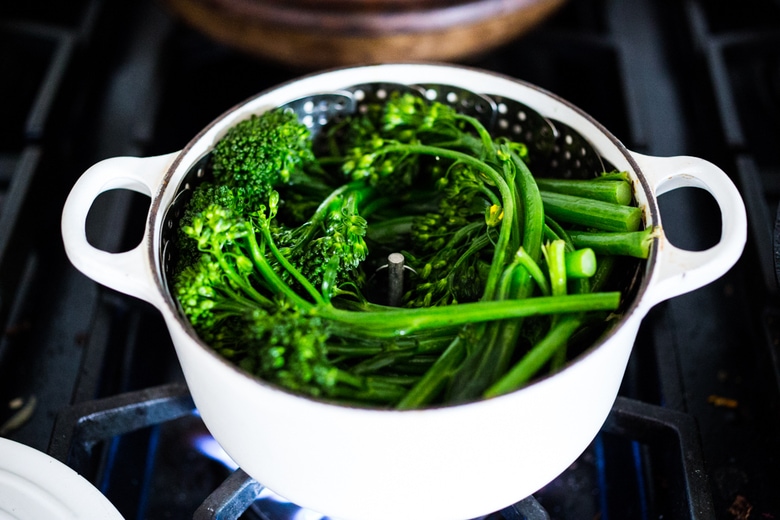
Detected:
left=483, top=313, right=585, bottom=398
left=327, top=376, right=409, bottom=406
left=565, top=248, right=597, bottom=279
left=379, top=143, right=516, bottom=301
left=244, top=229, right=315, bottom=312
left=508, top=150, right=545, bottom=273
left=290, top=180, right=369, bottom=254
left=350, top=336, right=452, bottom=375
left=258, top=224, right=326, bottom=305
left=214, top=250, right=270, bottom=307
left=456, top=114, right=499, bottom=159
left=513, top=247, right=550, bottom=296
left=447, top=233, right=491, bottom=284
left=535, top=178, right=633, bottom=205
left=540, top=191, right=643, bottom=232
left=590, top=255, right=617, bottom=293
left=444, top=221, right=486, bottom=251
left=598, top=171, right=631, bottom=182
left=541, top=239, right=569, bottom=370
left=543, top=239, right=567, bottom=297
left=543, top=216, right=573, bottom=250
left=396, top=336, right=467, bottom=409
left=320, top=292, right=620, bottom=338
left=365, top=216, right=415, bottom=244
left=568, top=227, right=658, bottom=259
left=444, top=150, right=545, bottom=402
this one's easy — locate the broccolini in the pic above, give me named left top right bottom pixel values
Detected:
left=172, top=92, right=652, bottom=408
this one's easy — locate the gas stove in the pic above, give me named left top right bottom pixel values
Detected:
left=1, top=1, right=779, bottom=518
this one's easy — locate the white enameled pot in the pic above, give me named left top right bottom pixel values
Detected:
left=61, top=63, right=746, bottom=520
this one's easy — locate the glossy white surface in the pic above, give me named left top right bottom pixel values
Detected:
left=0, top=437, right=123, bottom=520
left=61, top=63, right=747, bottom=520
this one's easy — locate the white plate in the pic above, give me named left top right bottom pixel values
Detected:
left=0, top=437, right=124, bottom=520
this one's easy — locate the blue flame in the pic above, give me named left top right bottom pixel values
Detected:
left=193, top=434, right=239, bottom=471
left=193, top=433, right=345, bottom=520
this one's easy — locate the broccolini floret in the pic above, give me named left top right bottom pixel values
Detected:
left=211, top=110, right=317, bottom=210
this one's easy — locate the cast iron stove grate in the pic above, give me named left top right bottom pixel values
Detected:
left=47, top=383, right=714, bottom=520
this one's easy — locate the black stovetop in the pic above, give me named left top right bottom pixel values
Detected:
left=1, top=1, right=779, bottom=519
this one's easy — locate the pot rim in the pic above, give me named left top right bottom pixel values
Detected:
left=148, top=62, right=658, bottom=412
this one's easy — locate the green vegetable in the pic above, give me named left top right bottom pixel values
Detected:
left=540, top=190, right=643, bottom=232
left=483, top=313, right=585, bottom=397
left=565, top=248, right=597, bottom=278
left=568, top=227, right=658, bottom=259
left=534, top=177, right=634, bottom=205
left=211, top=110, right=318, bottom=210
left=172, top=91, right=653, bottom=408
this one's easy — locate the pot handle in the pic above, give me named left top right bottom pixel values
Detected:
left=61, top=152, right=179, bottom=309
left=631, top=152, right=747, bottom=307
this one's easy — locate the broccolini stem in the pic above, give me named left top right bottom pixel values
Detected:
left=365, top=216, right=415, bottom=244
left=378, top=143, right=516, bottom=301
left=535, top=177, right=633, bottom=205
left=509, top=150, right=545, bottom=281
left=512, top=247, right=550, bottom=296
left=598, top=171, right=632, bottom=182
left=445, top=149, right=545, bottom=402
left=396, top=335, right=467, bottom=409
left=446, top=233, right=491, bottom=285
left=590, top=254, right=617, bottom=293
left=549, top=228, right=593, bottom=369
left=540, top=191, right=643, bottom=232
left=215, top=251, right=269, bottom=307
left=442, top=221, right=486, bottom=252
left=326, top=328, right=457, bottom=360
left=543, top=239, right=568, bottom=297
left=483, top=313, right=585, bottom=398
left=244, top=228, right=315, bottom=312
left=567, top=227, right=659, bottom=259
left=325, top=371, right=411, bottom=406
left=320, top=292, right=620, bottom=338
left=565, top=248, right=597, bottom=279
left=257, top=219, right=326, bottom=305
left=349, top=335, right=452, bottom=375
left=457, top=113, right=500, bottom=161
left=543, top=216, right=573, bottom=250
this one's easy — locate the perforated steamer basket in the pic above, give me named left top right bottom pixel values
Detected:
left=61, top=64, right=746, bottom=520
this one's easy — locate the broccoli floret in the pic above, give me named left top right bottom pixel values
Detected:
left=211, top=110, right=316, bottom=210
left=286, top=189, right=369, bottom=297
left=173, top=196, right=414, bottom=404
left=175, top=182, right=250, bottom=273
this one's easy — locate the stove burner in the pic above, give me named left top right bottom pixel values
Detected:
left=47, top=383, right=712, bottom=519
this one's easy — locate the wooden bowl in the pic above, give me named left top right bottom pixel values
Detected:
left=162, top=0, right=566, bottom=68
